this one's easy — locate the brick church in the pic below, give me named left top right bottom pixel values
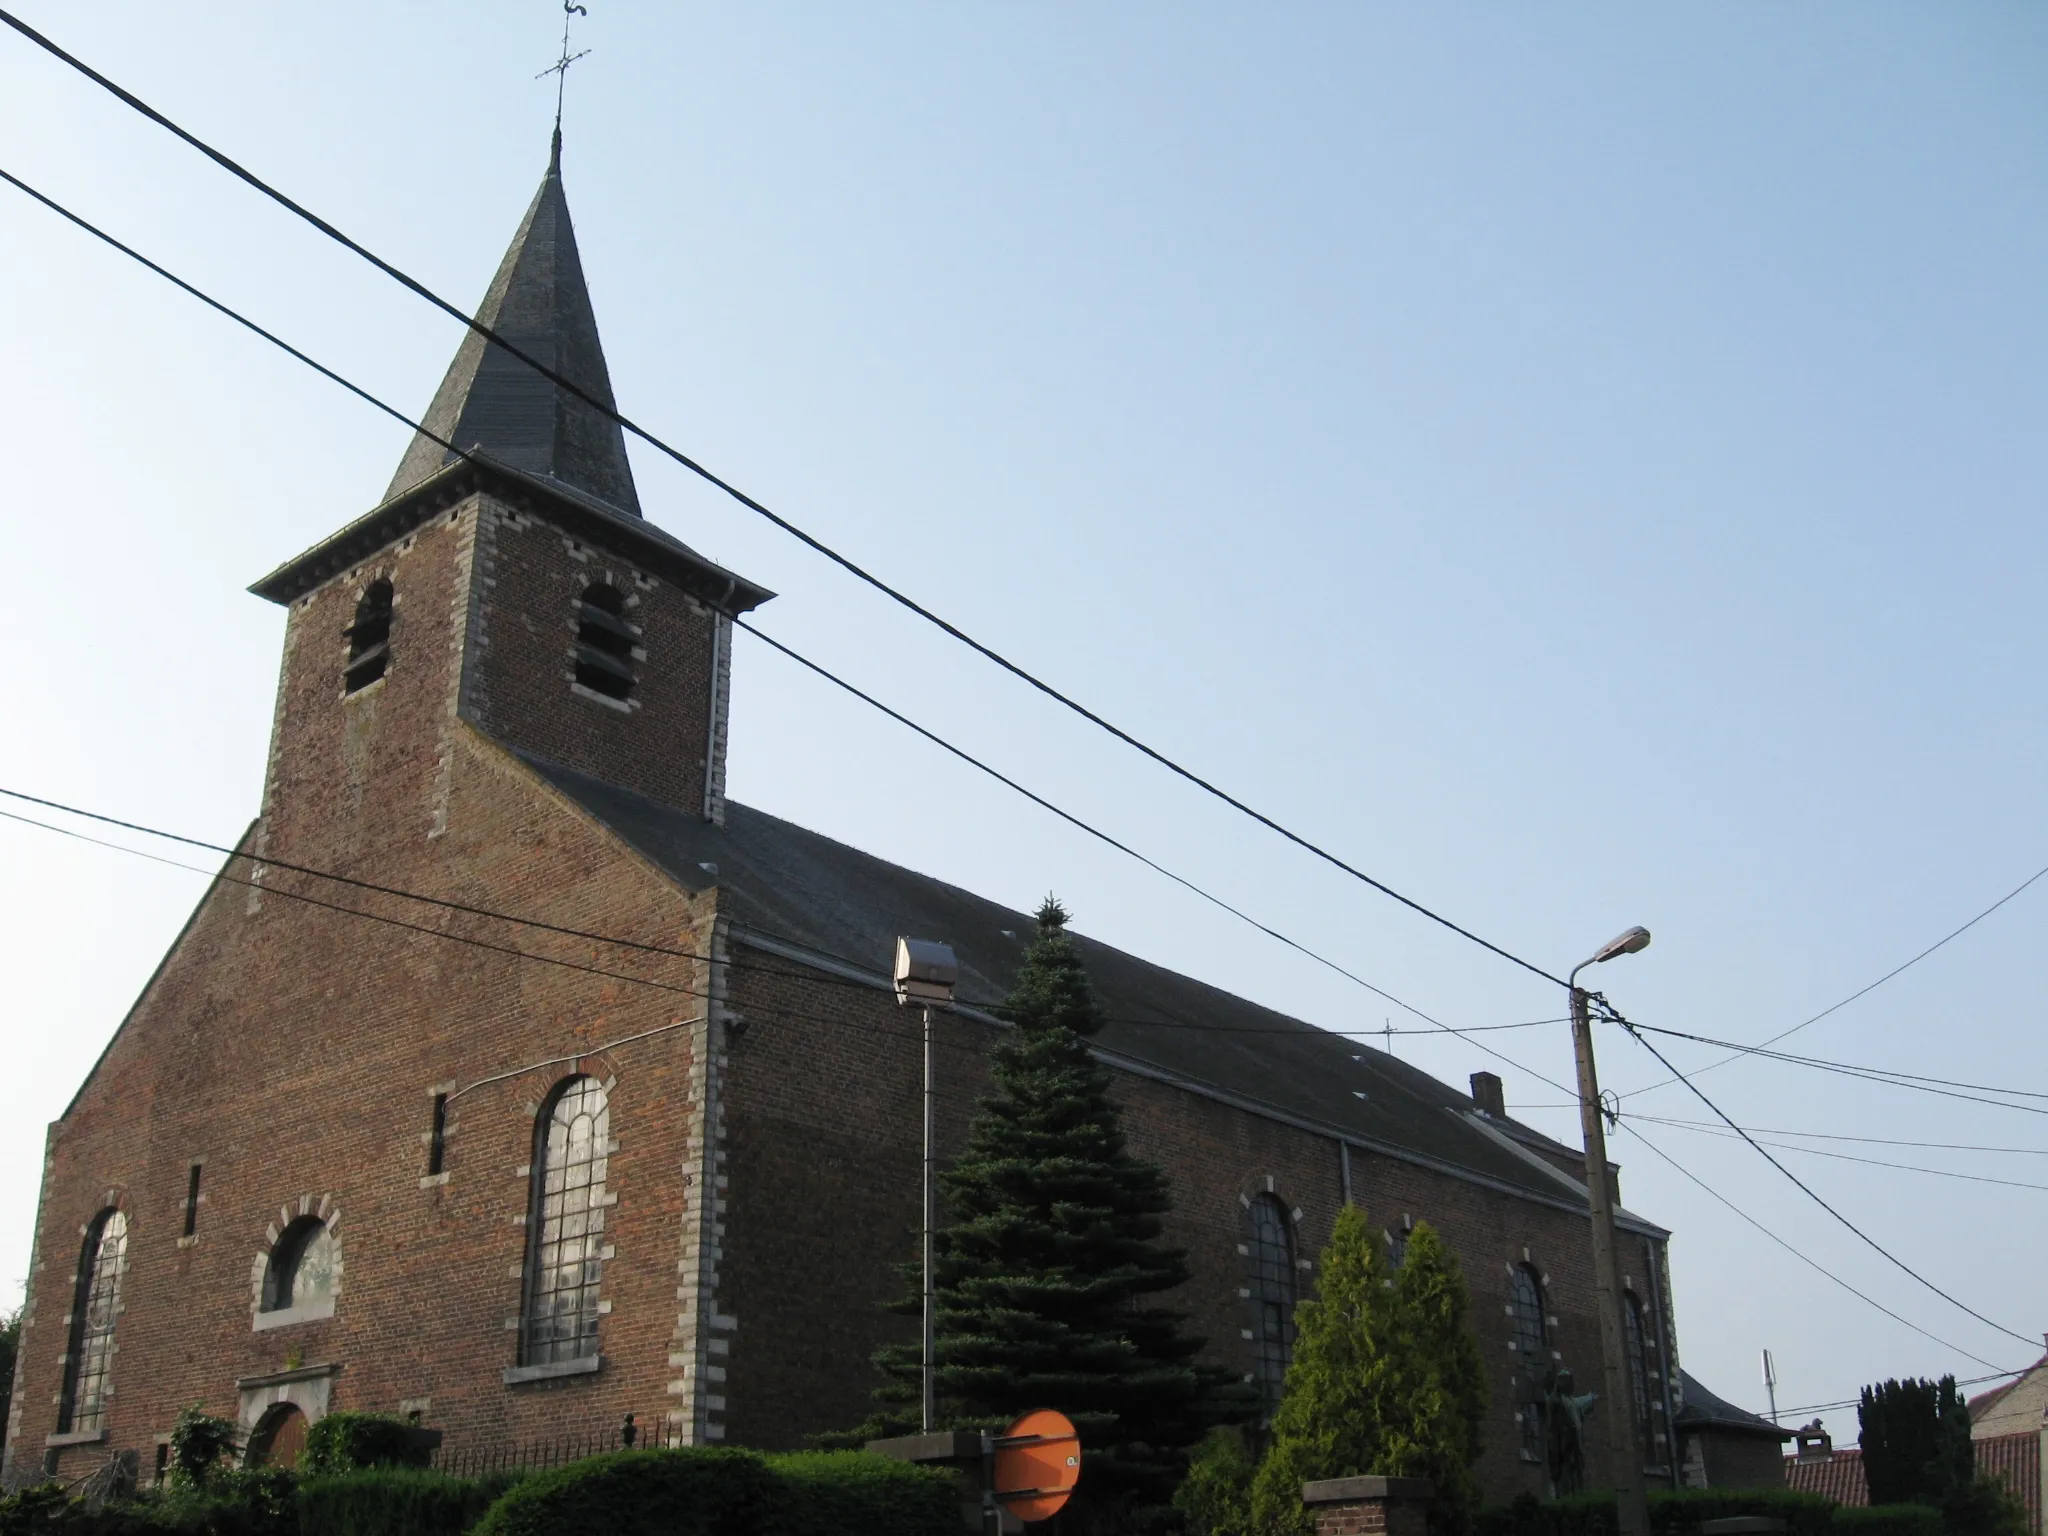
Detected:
left=4, top=141, right=1689, bottom=1500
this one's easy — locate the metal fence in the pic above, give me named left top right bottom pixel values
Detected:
left=429, top=1414, right=684, bottom=1479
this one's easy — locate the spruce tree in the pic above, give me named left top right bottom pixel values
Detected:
left=851, top=898, right=1245, bottom=1531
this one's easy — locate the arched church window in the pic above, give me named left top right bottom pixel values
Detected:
left=1510, top=1263, right=1548, bottom=1459
left=1623, top=1290, right=1655, bottom=1464
left=59, top=1209, right=128, bottom=1433
left=521, top=1075, right=611, bottom=1366
left=1244, top=1193, right=1296, bottom=1418
left=344, top=580, right=393, bottom=693
left=572, top=583, right=638, bottom=702
left=262, top=1217, right=338, bottom=1314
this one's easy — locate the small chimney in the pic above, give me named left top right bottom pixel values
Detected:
left=1793, top=1421, right=1833, bottom=1462
left=1470, top=1071, right=1505, bottom=1119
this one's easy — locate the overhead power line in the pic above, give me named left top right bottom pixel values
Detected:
left=1622, top=858, right=2048, bottom=1102
left=1596, top=996, right=2038, bottom=1351
left=1777, top=1370, right=2023, bottom=1420
left=1612, top=1120, right=2021, bottom=1374
left=1629, top=1116, right=2048, bottom=1194
left=1619, top=1116, right=2048, bottom=1158
left=0, top=6, right=1570, bottom=993
left=0, top=162, right=1583, bottom=1102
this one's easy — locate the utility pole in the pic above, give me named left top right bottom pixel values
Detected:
left=1569, top=927, right=1653, bottom=1536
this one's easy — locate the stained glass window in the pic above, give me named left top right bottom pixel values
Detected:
left=61, top=1210, right=127, bottom=1433
left=1245, top=1194, right=1296, bottom=1418
left=522, top=1076, right=610, bottom=1365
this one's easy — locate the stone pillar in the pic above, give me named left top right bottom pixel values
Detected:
left=1300, top=1475, right=1433, bottom=1536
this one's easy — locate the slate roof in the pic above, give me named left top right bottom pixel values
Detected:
left=1677, top=1370, right=1790, bottom=1440
left=1976, top=1431, right=2041, bottom=1533
left=520, top=747, right=1669, bottom=1230
left=386, top=137, right=642, bottom=516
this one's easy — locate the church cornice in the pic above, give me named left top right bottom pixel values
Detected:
left=247, top=454, right=774, bottom=613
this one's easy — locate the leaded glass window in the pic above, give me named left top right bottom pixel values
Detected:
left=60, top=1210, right=127, bottom=1433
left=1623, top=1291, right=1654, bottom=1464
left=521, top=1076, right=610, bottom=1365
left=1245, top=1194, right=1296, bottom=1418
left=262, top=1218, right=337, bottom=1312
left=1511, top=1263, right=1547, bottom=1459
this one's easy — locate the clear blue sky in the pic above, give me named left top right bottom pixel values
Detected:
left=2, top=2, right=2043, bottom=1441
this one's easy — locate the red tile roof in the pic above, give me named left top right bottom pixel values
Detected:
left=1785, top=1432, right=2037, bottom=1525
left=1784, top=1447, right=1868, bottom=1506
left=1976, top=1430, right=2039, bottom=1533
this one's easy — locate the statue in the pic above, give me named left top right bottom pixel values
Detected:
left=1541, top=1367, right=1598, bottom=1496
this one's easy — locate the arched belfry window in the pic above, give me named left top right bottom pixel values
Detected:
left=1510, top=1263, right=1548, bottom=1459
left=1244, top=1193, right=1297, bottom=1418
left=344, top=579, right=393, bottom=693
left=521, top=1076, right=611, bottom=1366
left=262, top=1217, right=338, bottom=1316
left=572, top=583, right=638, bottom=703
left=1623, top=1290, right=1655, bottom=1464
left=59, top=1209, right=128, bottom=1433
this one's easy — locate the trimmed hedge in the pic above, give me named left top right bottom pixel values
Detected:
left=468, top=1449, right=778, bottom=1536
left=1832, top=1507, right=1944, bottom=1536
left=766, top=1450, right=962, bottom=1536
left=466, top=1448, right=962, bottom=1536
left=297, top=1469, right=524, bottom=1536
left=1477, top=1487, right=1837, bottom=1536
left=300, top=1415, right=434, bottom=1477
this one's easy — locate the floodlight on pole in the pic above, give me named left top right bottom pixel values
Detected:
left=895, top=936, right=958, bottom=1434
left=1564, top=924, right=1653, bottom=1536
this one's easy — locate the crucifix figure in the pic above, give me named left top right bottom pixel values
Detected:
left=537, top=1, right=591, bottom=144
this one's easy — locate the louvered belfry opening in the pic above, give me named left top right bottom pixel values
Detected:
left=573, top=582, right=637, bottom=701
left=344, top=579, right=394, bottom=693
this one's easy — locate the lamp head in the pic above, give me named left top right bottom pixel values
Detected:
left=894, top=936, right=959, bottom=1008
left=1589, top=926, right=1652, bottom=965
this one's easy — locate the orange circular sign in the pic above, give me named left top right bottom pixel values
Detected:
left=992, top=1409, right=1082, bottom=1524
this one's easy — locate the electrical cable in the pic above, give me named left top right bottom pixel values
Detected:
left=1776, top=1370, right=2022, bottom=1420
left=1610, top=1119, right=2021, bottom=1374
left=1621, top=858, right=2048, bottom=1102
left=1620, top=1117, right=2048, bottom=1194
left=0, top=7, right=1572, bottom=992
left=0, top=160, right=1578, bottom=1090
left=1596, top=996, right=2038, bottom=1350
left=1618, top=1116, right=2048, bottom=1158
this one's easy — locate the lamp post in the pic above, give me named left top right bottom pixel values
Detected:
left=1568, top=925, right=1651, bottom=1536
left=895, top=936, right=959, bottom=1433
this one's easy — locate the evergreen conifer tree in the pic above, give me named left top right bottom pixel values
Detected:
left=846, top=897, right=1245, bottom=1531
left=1248, top=1209, right=1488, bottom=1536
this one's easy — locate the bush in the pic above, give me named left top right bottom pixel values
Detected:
left=763, top=1451, right=960, bottom=1536
left=1476, top=1487, right=1837, bottom=1536
left=298, top=1468, right=524, bottom=1536
left=1832, top=1506, right=1943, bottom=1536
left=469, top=1449, right=779, bottom=1536
left=1174, top=1427, right=1255, bottom=1536
left=300, top=1414, right=434, bottom=1477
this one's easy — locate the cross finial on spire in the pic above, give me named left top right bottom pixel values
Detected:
left=537, top=1, right=591, bottom=147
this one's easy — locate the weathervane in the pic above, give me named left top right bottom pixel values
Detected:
left=537, top=1, right=591, bottom=142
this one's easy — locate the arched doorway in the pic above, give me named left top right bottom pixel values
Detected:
left=247, top=1403, right=308, bottom=1469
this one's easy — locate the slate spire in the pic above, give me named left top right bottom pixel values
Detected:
left=386, top=142, right=641, bottom=515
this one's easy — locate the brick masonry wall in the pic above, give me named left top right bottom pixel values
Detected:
left=713, top=939, right=1673, bottom=1503
left=7, top=719, right=717, bottom=1480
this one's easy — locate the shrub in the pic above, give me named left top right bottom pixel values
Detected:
left=169, top=1407, right=242, bottom=1491
left=1833, top=1506, right=1943, bottom=1536
left=298, top=1468, right=524, bottom=1536
left=1475, top=1486, right=1836, bottom=1536
left=469, top=1448, right=778, bottom=1536
left=1173, top=1427, right=1255, bottom=1536
left=300, top=1414, right=434, bottom=1477
left=764, top=1451, right=960, bottom=1536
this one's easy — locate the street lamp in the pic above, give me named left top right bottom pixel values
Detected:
left=1567, top=926, right=1652, bottom=1536
left=895, top=937, right=959, bottom=1434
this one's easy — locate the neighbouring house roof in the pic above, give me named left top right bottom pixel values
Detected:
left=1678, top=1371, right=1791, bottom=1440
left=1970, top=1355, right=2048, bottom=1439
left=519, top=746, right=1671, bottom=1231
left=386, top=136, right=641, bottom=517
left=1977, top=1431, right=2041, bottom=1534
left=1784, top=1446, right=1868, bottom=1506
